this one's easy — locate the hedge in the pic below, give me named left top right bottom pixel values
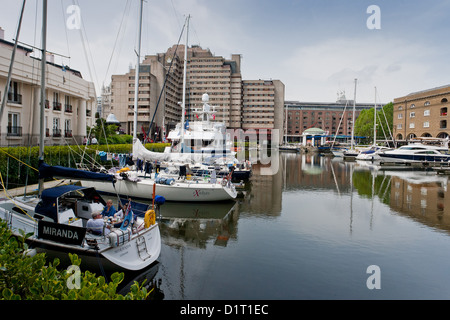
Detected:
left=0, top=143, right=170, bottom=189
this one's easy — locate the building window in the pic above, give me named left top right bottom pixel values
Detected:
left=423, top=121, right=429, bottom=128
left=64, top=119, right=72, bottom=137
left=7, top=112, right=21, bottom=136
left=410, top=112, right=415, bottom=118
left=440, top=107, right=447, bottom=116
left=441, top=120, right=447, bottom=129
left=398, top=106, right=403, bottom=110
left=409, top=123, right=415, bottom=129
left=424, top=101, right=430, bottom=106
left=424, top=110, right=430, bottom=116
left=398, top=113, right=403, bottom=119
left=410, top=104, right=415, bottom=108
left=53, top=117, right=61, bottom=137
left=397, top=124, right=402, bottom=129
left=7, top=81, right=22, bottom=104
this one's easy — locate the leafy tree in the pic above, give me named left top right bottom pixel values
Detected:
left=355, top=102, right=393, bottom=143
left=0, top=221, right=150, bottom=300
left=87, top=119, right=132, bottom=145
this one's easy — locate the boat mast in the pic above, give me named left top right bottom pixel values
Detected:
left=38, top=0, right=47, bottom=196
left=373, top=86, right=377, bottom=146
left=350, top=78, right=357, bottom=150
left=180, top=14, right=190, bottom=153
left=133, top=0, right=143, bottom=141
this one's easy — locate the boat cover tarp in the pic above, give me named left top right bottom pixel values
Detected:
left=133, top=138, right=237, bottom=164
left=38, top=163, right=115, bottom=182
left=35, top=184, right=106, bottom=222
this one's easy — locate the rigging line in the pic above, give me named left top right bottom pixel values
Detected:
left=72, top=0, right=100, bottom=90
left=146, top=18, right=187, bottom=139
left=0, top=172, right=36, bottom=223
left=103, top=0, right=132, bottom=86
left=0, top=148, right=38, bottom=172
left=0, top=0, right=26, bottom=123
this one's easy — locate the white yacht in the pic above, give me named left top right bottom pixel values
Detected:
left=378, top=143, right=450, bottom=163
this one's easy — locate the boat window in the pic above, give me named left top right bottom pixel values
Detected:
left=12, top=206, right=27, bottom=215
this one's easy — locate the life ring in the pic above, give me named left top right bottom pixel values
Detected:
left=144, top=209, right=155, bottom=228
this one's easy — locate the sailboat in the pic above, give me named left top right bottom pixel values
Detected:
left=343, top=79, right=360, bottom=160
left=356, top=87, right=390, bottom=161
left=79, top=14, right=237, bottom=202
left=0, top=0, right=161, bottom=272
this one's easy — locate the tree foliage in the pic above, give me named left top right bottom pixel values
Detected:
left=355, top=102, right=393, bottom=143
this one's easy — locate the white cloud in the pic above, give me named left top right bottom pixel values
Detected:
left=282, top=35, right=447, bottom=103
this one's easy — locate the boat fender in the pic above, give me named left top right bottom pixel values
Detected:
left=144, top=209, right=156, bottom=228
left=116, top=167, right=130, bottom=174
left=108, top=229, right=131, bottom=247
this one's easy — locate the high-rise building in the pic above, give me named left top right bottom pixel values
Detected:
left=107, top=45, right=284, bottom=143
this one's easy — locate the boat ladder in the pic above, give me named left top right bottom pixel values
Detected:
left=136, top=236, right=151, bottom=261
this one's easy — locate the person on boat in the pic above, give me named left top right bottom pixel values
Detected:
left=101, top=199, right=117, bottom=217
left=86, top=211, right=111, bottom=235
left=111, top=201, right=130, bottom=227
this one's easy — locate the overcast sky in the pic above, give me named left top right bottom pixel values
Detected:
left=1, top=0, right=450, bottom=104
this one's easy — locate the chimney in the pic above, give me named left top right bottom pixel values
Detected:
left=0, top=27, right=4, bottom=40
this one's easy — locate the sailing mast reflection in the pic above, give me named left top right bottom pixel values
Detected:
left=159, top=201, right=238, bottom=248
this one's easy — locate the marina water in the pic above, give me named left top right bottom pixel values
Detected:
left=115, top=152, right=450, bottom=299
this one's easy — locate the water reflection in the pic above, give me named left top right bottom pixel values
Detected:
left=159, top=201, right=238, bottom=248
left=108, top=153, right=450, bottom=299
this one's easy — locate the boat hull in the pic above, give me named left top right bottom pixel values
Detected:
left=379, top=153, right=450, bottom=163
left=31, top=224, right=161, bottom=272
left=79, top=178, right=237, bottom=202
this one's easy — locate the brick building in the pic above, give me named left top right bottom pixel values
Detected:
left=393, top=85, right=450, bottom=140
left=284, top=94, right=375, bottom=142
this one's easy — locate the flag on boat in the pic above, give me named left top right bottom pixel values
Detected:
left=120, top=201, right=133, bottom=230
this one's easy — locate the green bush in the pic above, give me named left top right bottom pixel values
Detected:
left=0, top=221, right=150, bottom=300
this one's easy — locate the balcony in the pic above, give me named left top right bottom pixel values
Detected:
left=53, top=128, right=62, bottom=137
left=53, top=101, right=62, bottom=111
left=64, top=130, right=72, bottom=137
left=46, top=128, right=50, bottom=137
left=45, top=100, right=50, bottom=109
left=64, top=104, right=73, bottom=113
left=86, top=109, right=92, bottom=117
left=7, top=126, right=22, bottom=137
left=7, top=92, right=22, bottom=104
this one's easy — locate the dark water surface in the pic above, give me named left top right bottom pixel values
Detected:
left=118, top=152, right=450, bottom=300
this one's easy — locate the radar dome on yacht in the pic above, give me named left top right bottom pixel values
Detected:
left=202, top=93, right=209, bottom=103
left=106, top=113, right=120, bottom=124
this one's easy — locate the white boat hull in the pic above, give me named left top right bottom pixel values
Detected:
left=79, top=177, right=237, bottom=202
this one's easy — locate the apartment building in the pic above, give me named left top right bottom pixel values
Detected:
left=0, top=29, right=96, bottom=147
left=284, top=95, right=375, bottom=142
left=108, top=44, right=284, bottom=143
left=393, top=85, right=450, bottom=140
